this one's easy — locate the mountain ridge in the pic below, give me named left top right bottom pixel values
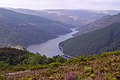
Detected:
left=0, top=8, right=73, bottom=48
left=76, top=13, right=120, bottom=35
left=8, top=8, right=116, bottom=27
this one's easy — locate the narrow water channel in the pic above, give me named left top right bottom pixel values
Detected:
left=27, top=28, right=78, bottom=57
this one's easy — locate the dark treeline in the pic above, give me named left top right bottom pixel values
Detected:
left=0, top=48, right=66, bottom=71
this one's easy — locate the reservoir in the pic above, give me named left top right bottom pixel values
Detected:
left=27, top=28, right=78, bottom=57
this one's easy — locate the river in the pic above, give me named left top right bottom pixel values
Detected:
left=27, top=28, right=78, bottom=57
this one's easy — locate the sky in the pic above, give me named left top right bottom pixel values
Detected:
left=0, top=0, right=120, bottom=10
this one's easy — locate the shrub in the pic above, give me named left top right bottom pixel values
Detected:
left=100, top=67, right=109, bottom=72
left=49, top=62, right=62, bottom=68
left=84, top=66, right=93, bottom=73
left=90, top=73, right=96, bottom=78
left=19, top=78, right=32, bottom=80
left=0, top=75, right=7, bottom=80
left=0, top=62, right=9, bottom=70
left=67, top=56, right=86, bottom=64
left=12, top=66, right=26, bottom=71
left=29, top=65, right=48, bottom=70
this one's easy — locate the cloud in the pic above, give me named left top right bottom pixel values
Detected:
left=0, top=0, right=120, bottom=10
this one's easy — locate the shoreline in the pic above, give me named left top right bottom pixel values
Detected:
left=59, top=45, right=73, bottom=59
left=27, top=27, right=79, bottom=58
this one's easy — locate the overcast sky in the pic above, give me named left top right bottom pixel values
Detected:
left=0, top=0, right=120, bottom=10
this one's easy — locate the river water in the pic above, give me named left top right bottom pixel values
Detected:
left=27, top=28, right=78, bottom=57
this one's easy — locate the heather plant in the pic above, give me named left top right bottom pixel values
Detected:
left=65, top=72, right=78, bottom=80
left=0, top=48, right=120, bottom=80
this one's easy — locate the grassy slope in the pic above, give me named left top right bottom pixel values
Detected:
left=60, top=22, right=120, bottom=57
left=0, top=49, right=119, bottom=80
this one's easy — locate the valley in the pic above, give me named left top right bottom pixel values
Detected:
left=0, top=6, right=119, bottom=80
left=27, top=28, right=78, bottom=57
left=0, top=8, right=73, bottom=48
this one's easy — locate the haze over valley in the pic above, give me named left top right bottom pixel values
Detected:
left=0, top=0, right=120, bottom=79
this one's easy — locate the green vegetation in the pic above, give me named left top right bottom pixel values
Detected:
left=0, top=48, right=66, bottom=72
left=0, top=75, right=6, bottom=80
left=60, top=22, right=120, bottom=57
left=0, top=48, right=119, bottom=80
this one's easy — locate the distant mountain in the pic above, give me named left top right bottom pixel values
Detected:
left=76, top=13, right=120, bottom=35
left=0, top=8, right=73, bottom=48
left=59, top=22, right=120, bottom=57
left=8, top=8, right=115, bottom=27
left=44, top=9, right=119, bottom=23
left=10, top=8, right=120, bottom=35
left=91, top=10, right=120, bottom=15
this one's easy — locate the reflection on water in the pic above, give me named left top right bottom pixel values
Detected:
left=27, top=28, right=78, bottom=57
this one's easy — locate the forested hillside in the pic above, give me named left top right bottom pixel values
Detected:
left=76, top=13, right=120, bottom=35
left=60, top=22, right=120, bottom=57
left=0, top=48, right=119, bottom=80
left=0, top=8, right=73, bottom=48
left=0, top=48, right=65, bottom=66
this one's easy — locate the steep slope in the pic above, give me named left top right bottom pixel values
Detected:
left=0, top=8, right=72, bottom=48
left=59, top=22, right=120, bottom=57
left=0, top=8, right=72, bottom=35
left=0, top=48, right=119, bottom=80
left=77, top=13, right=120, bottom=35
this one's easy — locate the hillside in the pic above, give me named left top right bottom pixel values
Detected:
left=0, top=48, right=119, bottom=80
left=59, top=22, right=120, bottom=57
left=0, top=8, right=73, bottom=48
left=76, top=13, right=120, bottom=35
left=8, top=8, right=113, bottom=27
left=0, top=48, right=66, bottom=66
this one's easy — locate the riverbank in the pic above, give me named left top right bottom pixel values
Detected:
left=27, top=28, right=79, bottom=58
left=59, top=46, right=73, bottom=59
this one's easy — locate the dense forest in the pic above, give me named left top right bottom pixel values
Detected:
left=59, top=22, right=120, bottom=57
left=0, top=48, right=66, bottom=68
left=0, top=48, right=119, bottom=80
